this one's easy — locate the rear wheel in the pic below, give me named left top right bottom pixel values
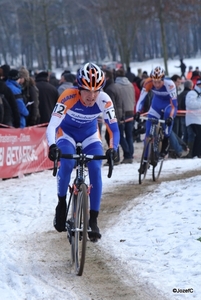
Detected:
left=74, top=183, right=88, bottom=276
left=139, top=138, right=152, bottom=184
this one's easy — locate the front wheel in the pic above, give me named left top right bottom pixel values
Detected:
left=152, top=128, right=164, bottom=181
left=74, top=183, right=88, bottom=276
left=139, top=138, right=152, bottom=184
left=70, top=193, right=76, bottom=266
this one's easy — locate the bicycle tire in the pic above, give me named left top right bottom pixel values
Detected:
left=70, top=193, right=76, bottom=265
left=152, top=128, right=164, bottom=181
left=74, top=183, right=88, bottom=276
left=139, top=138, right=152, bottom=184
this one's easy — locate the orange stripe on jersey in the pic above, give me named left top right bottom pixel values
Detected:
left=56, top=127, right=63, bottom=139
left=105, top=101, right=112, bottom=108
left=57, top=88, right=80, bottom=110
left=143, top=78, right=153, bottom=92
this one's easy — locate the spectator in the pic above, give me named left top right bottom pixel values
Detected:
left=185, top=77, right=201, bottom=158
left=0, top=67, right=20, bottom=127
left=115, top=68, right=135, bottom=164
left=125, top=66, right=135, bottom=83
left=177, top=80, right=194, bottom=155
left=58, top=72, right=76, bottom=95
left=19, top=67, right=40, bottom=126
left=186, top=66, right=193, bottom=80
left=0, top=64, right=10, bottom=81
left=49, top=72, right=59, bottom=88
left=0, top=92, right=14, bottom=127
left=6, top=69, right=29, bottom=128
left=191, top=70, right=201, bottom=87
left=175, top=59, right=186, bottom=79
left=171, top=74, right=182, bottom=137
left=35, top=71, right=59, bottom=124
left=132, top=78, right=141, bottom=142
left=103, top=69, right=122, bottom=164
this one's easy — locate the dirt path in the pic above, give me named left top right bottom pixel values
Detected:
left=78, top=168, right=200, bottom=300
left=17, top=143, right=201, bottom=300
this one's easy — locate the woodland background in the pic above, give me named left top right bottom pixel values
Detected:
left=0, top=0, right=201, bottom=75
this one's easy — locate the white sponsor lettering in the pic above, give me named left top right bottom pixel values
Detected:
left=0, top=147, right=4, bottom=166
left=6, top=146, right=38, bottom=166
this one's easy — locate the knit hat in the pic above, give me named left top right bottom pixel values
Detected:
left=0, top=64, right=10, bottom=77
left=19, top=67, right=29, bottom=80
left=61, top=69, right=71, bottom=76
left=64, top=73, right=76, bottom=83
left=8, top=69, right=20, bottom=81
left=35, top=71, right=49, bottom=80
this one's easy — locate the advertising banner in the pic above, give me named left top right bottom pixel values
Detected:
left=0, top=126, right=52, bottom=179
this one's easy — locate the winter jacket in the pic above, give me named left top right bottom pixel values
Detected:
left=22, top=79, right=40, bottom=126
left=115, top=77, right=135, bottom=120
left=185, top=85, right=201, bottom=126
left=104, top=79, right=123, bottom=122
left=0, top=80, right=20, bottom=127
left=35, top=77, right=59, bottom=124
left=58, top=82, right=74, bottom=95
left=6, top=79, right=29, bottom=128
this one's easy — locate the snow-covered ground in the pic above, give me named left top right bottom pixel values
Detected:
left=1, top=157, right=201, bottom=299
left=101, top=158, right=201, bottom=300
left=130, top=56, right=201, bottom=77
left=1, top=57, right=201, bottom=299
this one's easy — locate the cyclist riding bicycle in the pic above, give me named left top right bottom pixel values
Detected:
left=46, top=62, right=120, bottom=240
left=134, top=66, right=178, bottom=170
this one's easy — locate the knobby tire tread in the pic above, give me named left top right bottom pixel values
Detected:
left=152, top=128, right=164, bottom=181
left=139, top=139, right=152, bottom=184
left=75, top=183, right=88, bottom=276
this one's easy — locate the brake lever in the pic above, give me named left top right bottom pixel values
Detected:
left=53, top=149, right=60, bottom=177
left=107, top=152, right=114, bottom=178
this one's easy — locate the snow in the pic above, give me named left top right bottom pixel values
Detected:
left=1, top=57, right=201, bottom=299
left=100, top=159, right=201, bottom=299
left=130, top=56, right=201, bottom=77
left=1, top=158, right=201, bottom=299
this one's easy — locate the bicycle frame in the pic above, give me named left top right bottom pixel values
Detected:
left=139, top=116, right=165, bottom=184
left=52, top=142, right=113, bottom=275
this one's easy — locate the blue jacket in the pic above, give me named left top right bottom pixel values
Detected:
left=6, top=79, right=29, bottom=128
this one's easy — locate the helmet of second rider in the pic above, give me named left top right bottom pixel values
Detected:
left=150, top=66, right=165, bottom=80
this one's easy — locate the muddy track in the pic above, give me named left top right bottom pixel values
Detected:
left=63, top=168, right=201, bottom=300
left=22, top=167, right=200, bottom=300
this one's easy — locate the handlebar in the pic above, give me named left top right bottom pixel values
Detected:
left=52, top=152, right=113, bottom=179
left=140, top=116, right=165, bottom=124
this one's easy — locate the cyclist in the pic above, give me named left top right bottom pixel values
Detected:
left=46, top=62, right=120, bottom=240
left=134, top=66, right=177, bottom=171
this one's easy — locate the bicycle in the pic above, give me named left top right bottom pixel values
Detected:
left=138, top=116, right=165, bottom=184
left=53, top=143, right=113, bottom=276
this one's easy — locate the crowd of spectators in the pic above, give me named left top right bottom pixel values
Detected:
left=0, top=64, right=76, bottom=129
left=102, top=62, right=201, bottom=160
left=1, top=61, right=200, bottom=161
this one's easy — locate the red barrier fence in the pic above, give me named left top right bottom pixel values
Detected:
left=0, top=124, right=52, bottom=179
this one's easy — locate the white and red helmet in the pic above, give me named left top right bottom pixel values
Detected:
left=150, top=66, right=165, bottom=80
left=77, top=62, right=105, bottom=91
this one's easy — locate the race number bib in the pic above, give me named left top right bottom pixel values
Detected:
left=53, top=103, right=66, bottom=116
left=105, top=107, right=116, bottom=123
